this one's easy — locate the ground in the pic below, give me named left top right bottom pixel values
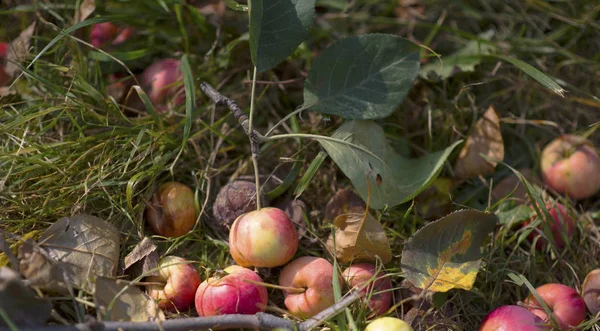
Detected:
left=1, top=0, right=599, bottom=330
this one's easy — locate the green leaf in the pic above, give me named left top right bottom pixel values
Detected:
left=304, top=34, right=420, bottom=120
left=420, top=30, right=495, bottom=80
left=249, top=0, right=315, bottom=72
left=318, top=120, right=461, bottom=209
left=401, top=210, right=498, bottom=292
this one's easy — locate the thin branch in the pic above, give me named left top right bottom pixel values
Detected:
left=299, top=285, right=362, bottom=331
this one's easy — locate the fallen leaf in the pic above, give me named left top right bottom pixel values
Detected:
left=394, top=0, right=425, bottom=21
left=4, top=22, right=36, bottom=77
left=124, top=237, right=159, bottom=277
left=326, top=207, right=392, bottom=264
left=323, top=188, right=366, bottom=221
left=18, top=240, right=69, bottom=294
left=492, top=168, right=539, bottom=202
left=94, top=277, right=165, bottom=322
left=454, top=105, right=504, bottom=180
left=414, top=177, right=455, bottom=220
left=36, top=214, right=120, bottom=292
left=401, top=210, right=498, bottom=292
left=75, top=0, right=95, bottom=22
left=0, top=230, right=40, bottom=268
left=0, top=267, right=51, bottom=327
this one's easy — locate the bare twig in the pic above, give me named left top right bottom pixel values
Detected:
left=299, top=290, right=362, bottom=330
left=199, top=82, right=264, bottom=157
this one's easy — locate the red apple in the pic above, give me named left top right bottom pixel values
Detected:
left=525, top=283, right=586, bottom=330
left=0, top=42, right=7, bottom=57
left=90, top=22, right=132, bottom=48
left=194, top=265, right=268, bottom=316
left=541, top=135, right=600, bottom=200
left=140, top=58, right=184, bottom=112
left=342, top=263, right=392, bottom=316
left=146, top=256, right=201, bottom=312
left=278, top=256, right=340, bottom=318
left=0, top=42, right=10, bottom=86
left=145, top=182, right=197, bottom=238
left=526, top=202, right=575, bottom=249
left=229, top=207, right=298, bottom=268
left=365, top=317, right=413, bottom=331
left=480, top=305, right=545, bottom=331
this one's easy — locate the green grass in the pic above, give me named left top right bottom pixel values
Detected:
left=1, top=0, right=599, bottom=330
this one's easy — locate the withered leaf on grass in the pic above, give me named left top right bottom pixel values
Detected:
left=0, top=267, right=51, bottom=327
left=401, top=210, right=498, bottom=292
left=323, top=188, right=366, bottom=221
left=18, top=240, right=69, bottom=293
left=326, top=212, right=392, bottom=264
left=94, top=277, right=165, bottom=322
left=35, top=214, right=120, bottom=292
left=454, top=105, right=504, bottom=180
left=75, top=0, right=96, bottom=22
left=124, top=237, right=159, bottom=277
left=4, top=22, right=36, bottom=78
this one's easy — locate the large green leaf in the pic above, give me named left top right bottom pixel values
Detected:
left=304, top=34, right=420, bottom=120
left=401, top=210, right=498, bottom=292
left=318, top=120, right=461, bottom=209
left=249, top=0, right=315, bottom=72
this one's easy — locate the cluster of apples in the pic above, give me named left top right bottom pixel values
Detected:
left=143, top=180, right=413, bottom=330
left=480, top=135, right=600, bottom=330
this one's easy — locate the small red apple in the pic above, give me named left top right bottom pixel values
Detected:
left=278, top=256, right=340, bottom=318
left=582, top=269, right=600, bottom=314
left=365, top=317, right=413, bottom=331
left=525, top=283, right=586, bottom=330
left=342, top=263, right=392, bottom=316
left=0, top=42, right=11, bottom=86
left=90, top=22, right=132, bottom=48
left=526, top=202, right=575, bottom=249
left=140, top=58, right=184, bottom=112
left=229, top=207, right=298, bottom=268
left=541, top=135, right=600, bottom=200
left=146, top=256, right=201, bottom=312
left=145, top=182, right=197, bottom=238
left=480, top=305, right=545, bottom=331
left=194, top=265, right=268, bottom=316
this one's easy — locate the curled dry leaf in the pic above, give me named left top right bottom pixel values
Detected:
left=323, top=188, right=366, bottom=221
left=0, top=267, right=51, bottom=327
left=18, top=240, right=69, bottom=294
left=35, top=214, right=120, bottom=292
left=94, top=277, right=165, bottom=322
left=4, top=22, right=36, bottom=78
left=75, top=0, right=95, bottom=22
left=454, top=105, right=504, bottom=180
left=326, top=211, right=392, bottom=264
left=124, top=237, right=159, bottom=277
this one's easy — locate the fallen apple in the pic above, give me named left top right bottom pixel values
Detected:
left=0, top=42, right=10, bottom=86
left=145, top=181, right=197, bottom=238
left=365, top=317, right=413, bottom=331
left=212, top=180, right=263, bottom=230
left=541, top=134, right=600, bottom=200
left=525, top=283, right=586, bottom=330
left=278, top=256, right=340, bottom=318
left=342, top=263, right=392, bottom=316
left=229, top=207, right=298, bottom=268
left=525, top=202, right=575, bottom=249
left=480, top=305, right=545, bottom=331
left=145, top=256, right=201, bottom=312
left=90, top=22, right=132, bottom=48
left=582, top=269, right=600, bottom=314
left=194, top=265, right=268, bottom=316
left=140, top=58, right=184, bottom=112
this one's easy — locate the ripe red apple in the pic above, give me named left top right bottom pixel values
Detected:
left=140, top=58, right=184, bottom=112
left=365, top=317, right=413, bottom=331
left=229, top=207, right=298, bottom=268
left=145, top=182, right=197, bottom=238
left=541, top=135, right=600, bottom=200
left=480, top=305, right=545, bottom=331
left=525, top=283, right=586, bottom=330
left=194, top=265, right=268, bottom=316
left=145, top=256, right=201, bottom=312
left=525, top=202, right=575, bottom=249
left=278, top=256, right=340, bottom=318
left=0, top=42, right=10, bottom=86
left=90, top=22, right=132, bottom=48
left=342, top=263, right=392, bottom=316
left=582, top=269, right=600, bottom=314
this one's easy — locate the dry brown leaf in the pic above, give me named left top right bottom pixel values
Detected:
left=323, top=188, right=366, bottom=221
left=276, top=199, right=308, bottom=239
left=94, top=277, right=165, bottom=322
left=75, top=0, right=96, bottom=22
left=326, top=211, right=392, bottom=264
left=0, top=267, right=52, bottom=327
left=18, top=240, right=69, bottom=294
left=124, top=237, right=159, bottom=277
left=491, top=168, right=539, bottom=202
left=454, top=105, right=504, bottom=179
left=4, top=22, right=36, bottom=78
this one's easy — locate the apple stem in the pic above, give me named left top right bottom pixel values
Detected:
left=243, top=278, right=305, bottom=294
